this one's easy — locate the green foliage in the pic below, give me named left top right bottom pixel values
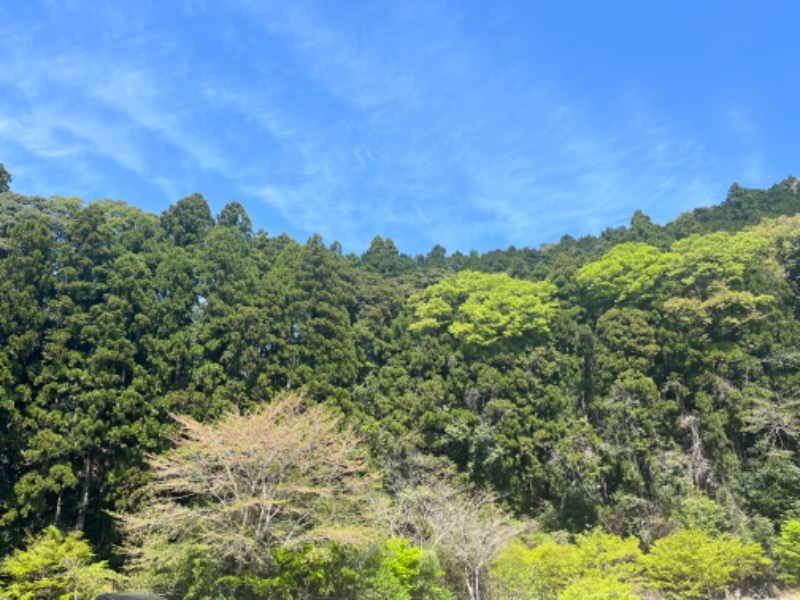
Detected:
left=364, top=538, right=452, bottom=600
left=573, top=529, right=644, bottom=580
left=668, top=231, right=769, bottom=297
left=664, top=177, right=800, bottom=237
left=409, top=270, right=556, bottom=347
left=2, top=177, right=800, bottom=596
left=160, top=193, right=214, bottom=247
left=275, top=234, right=359, bottom=401
left=643, top=528, right=769, bottom=599
left=671, top=494, right=731, bottom=535
left=741, top=459, right=800, bottom=523
left=120, top=396, right=377, bottom=599
left=0, top=526, right=123, bottom=599
left=216, top=201, right=252, bottom=237
left=490, top=530, right=642, bottom=599
left=776, top=519, right=800, bottom=585
left=491, top=538, right=577, bottom=598
left=361, top=235, right=415, bottom=277
left=576, top=242, right=670, bottom=306
left=0, top=163, right=11, bottom=193
left=218, top=543, right=360, bottom=600
left=557, top=572, right=640, bottom=600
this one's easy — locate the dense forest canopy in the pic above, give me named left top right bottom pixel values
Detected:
left=3, top=173, right=800, bottom=598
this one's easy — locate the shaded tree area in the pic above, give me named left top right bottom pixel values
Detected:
left=2, top=175, right=800, bottom=598
left=0, top=164, right=11, bottom=194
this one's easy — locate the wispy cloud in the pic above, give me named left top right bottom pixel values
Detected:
left=1, top=0, right=784, bottom=254
left=724, top=108, right=765, bottom=185
left=223, top=0, right=724, bottom=252
left=0, top=11, right=240, bottom=203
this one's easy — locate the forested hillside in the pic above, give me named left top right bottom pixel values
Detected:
left=3, top=173, right=800, bottom=599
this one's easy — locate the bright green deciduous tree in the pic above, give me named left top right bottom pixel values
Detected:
left=576, top=242, right=670, bottom=307
left=217, top=542, right=361, bottom=599
left=643, top=528, right=769, bottom=599
left=409, top=271, right=556, bottom=347
left=365, top=538, right=452, bottom=600
left=491, top=538, right=579, bottom=598
left=668, top=231, right=770, bottom=298
left=490, top=530, right=642, bottom=599
left=0, top=526, right=123, bottom=599
left=558, top=571, right=640, bottom=600
left=776, top=519, right=800, bottom=585
left=573, top=528, right=644, bottom=581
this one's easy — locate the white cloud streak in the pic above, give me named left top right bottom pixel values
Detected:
left=0, top=0, right=745, bottom=253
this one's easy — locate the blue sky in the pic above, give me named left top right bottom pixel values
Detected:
left=1, top=1, right=797, bottom=256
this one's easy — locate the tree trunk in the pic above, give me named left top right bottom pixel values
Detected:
left=465, top=565, right=481, bottom=600
left=76, top=455, right=92, bottom=531
left=54, top=489, right=63, bottom=525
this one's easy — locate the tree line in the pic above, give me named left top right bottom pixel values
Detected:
left=2, top=171, right=800, bottom=597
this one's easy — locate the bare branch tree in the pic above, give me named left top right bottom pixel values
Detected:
left=120, top=395, right=379, bottom=580
left=387, top=455, right=522, bottom=600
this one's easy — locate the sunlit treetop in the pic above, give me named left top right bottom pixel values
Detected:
left=409, top=270, right=557, bottom=346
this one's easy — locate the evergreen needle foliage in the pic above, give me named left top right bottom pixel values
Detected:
left=2, top=173, right=800, bottom=597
